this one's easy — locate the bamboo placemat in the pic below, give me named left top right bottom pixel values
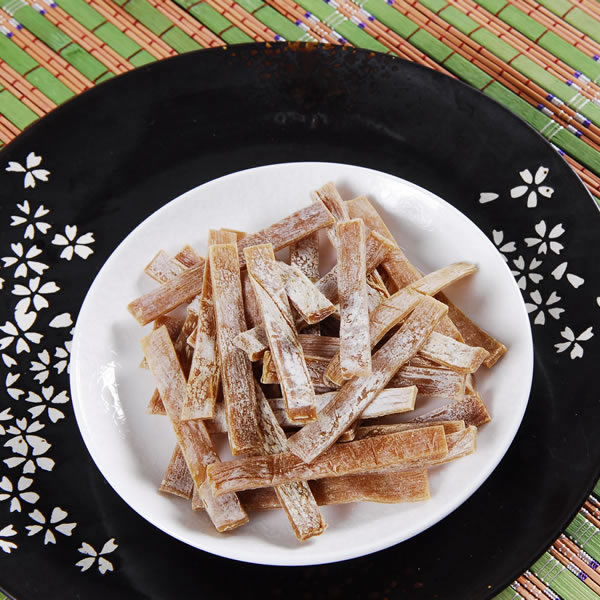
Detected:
left=1, top=0, right=600, bottom=597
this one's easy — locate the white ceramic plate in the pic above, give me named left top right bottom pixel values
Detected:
left=70, top=162, right=533, bottom=566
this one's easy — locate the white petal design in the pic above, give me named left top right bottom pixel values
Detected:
left=2, top=354, right=17, bottom=367
left=547, top=291, right=561, bottom=305
left=76, top=557, right=96, bottom=572
left=22, top=460, right=35, bottom=474
left=534, top=166, right=549, bottom=184
left=98, top=557, right=114, bottom=574
left=26, top=421, right=44, bottom=433
left=500, top=242, right=516, bottom=253
left=27, top=435, right=51, bottom=455
left=0, top=477, right=13, bottom=492
left=530, top=290, right=542, bottom=305
left=52, top=391, right=69, bottom=404
left=561, top=327, right=575, bottom=342
left=529, top=274, right=543, bottom=284
left=4, top=437, right=28, bottom=456
left=0, top=322, right=18, bottom=336
left=24, top=225, right=34, bottom=239
left=0, top=525, right=17, bottom=537
left=552, top=262, right=567, bottom=280
left=517, top=276, right=526, bottom=290
left=12, top=284, right=30, bottom=296
left=74, top=245, right=94, bottom=260
left=577, top=327, right=594, bottom=341
left=47, top=408, right=65, bottom=423
left=59, top=247, right=74, bottom=261
left=26, top=525, right=43, bottom=536
left=0, top=540, right=17, bottom=553
left=29, top=509, right=45, bottom=524
left=27, top=406, right=45, bottom=419
left=566, top=274, right=584, bottom=288
left=525, top=303, right=537, bottom=314
left=510, top=185, right=528, bottom=198
left=76, top=233, right=94, bottom=244
left=39, top=282, right=59, bottom=294
left=100, top=538, right=118, bottom=554
left=31, top=169, right=49, bottom=182
left=534, top=221, right=547, bottom=237
left=14, top=264, right=28, bottom=278
left=28, top=261, right=48, bottom=275
left=538, top=186, right=554, bottom=198
left=49, top=313, right=73, bottom=328
left=65, top=225, right=77, bottom=241
left=44, top=529, right=56, bottom=545
left=6, top=161, right=26, bottom=173
left=549, top=242, right=564, bottom=254
left=15, top=298, right=31, bottom=314
left=55, top=522, right=76, bottom=536
left=548, top=224, right=564, bottom=239
left=17, top=477, right=33, bottom=491
left=36, top=458, right=55, bottom=471
left=15, top=310, right=36, bottom=332
left=520, top=169, right=533, bottom=184
left=52, top=234, right=69, bottom=246
left=26, top=152, right=42, bottom=169
left=513, top=256, right=525, bottom=270
left=33, top=296, right=49, bottom=311
left=20, top=492, right=39, bottom=505
left=10, top=216, right=27, bottom=227
left=3, top=457, right=24, bottom=469
left=534, top=312, right=545, bottom=326
left=570, top=344, right=584, bottom=359
left=526, top=191, right=537, bottom=208
left=524, top=237, right=541, bottom=248
left=79, top=542, right=98, bottom=556
left=24, top=172, right=36, bottom=189
left=9, top=498, right=21, bottom=512
left=548, top=308, right=564, bottom=320
left=479, top=192, right=499, bottom=204
left=50, top=507, right=68, bottom=523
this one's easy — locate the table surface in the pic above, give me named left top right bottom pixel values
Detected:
left=1, top=0, right=600, bottom=598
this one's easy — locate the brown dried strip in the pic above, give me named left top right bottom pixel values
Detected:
left=254, top=383, right=326, bottom=541
left=311, top=182, right=349, bottom=246
left=146, top=388, right=166, bottom=415
left=277, top=262, right=336, bottom=324
left=245, top=244, right=316, bottom=422
left=234, top=326, right=269, bottom=362
left=438, top=293, right=507, bottom=367
left=419, top=332, right=489, bottom=374
left=290, top=232, right=320, bottom=282
left=355, top=420, right=465, bottom=440
left=140, top=314, right=185, bottom=369
left=337, top=219, right=372, bottom=379
left=174, top=245, right=203, bottom=268
left=144, top=250, right=185, bottom=283
left=239, top=469, right=430, bottom=509
left=209, top=229, right=238, bottom=245
left=210, top=243, right=262, bottom=455
left=411, top=392, right=491, bottom=427
left=241, top=270, right=262, bottom=329
left=159, top=445, right=193, bottom=499
left=388, top=365, right=466, bottom=401
left=324, top=288, right=423, bottom=387
left=410, top=263, right=477, bottom=296
left=207, top=425, right=448, bottom=496
left=287, top=296, right=448, bottom=463
left=236, top=201, right=334, bottom=267
left=141, top=327, right=248, bottom=531
left=128, top=262, right=206, bottom=326
left=260, top=351, right=330, bottom=389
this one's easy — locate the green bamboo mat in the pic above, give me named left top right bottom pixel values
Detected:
left=1, top=0, right=600, bottom=597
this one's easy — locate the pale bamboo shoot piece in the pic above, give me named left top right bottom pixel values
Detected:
left=207, top=425, right=448, bottom=496
left=290, top=232, right=320, bottom=282
left=411, top=263, right=477, bottom=295
left=298, top=334, right=340, bottom=359
left=141, top=327, right=248, bottom=531
left=145, top=250, right=185, bottom=283
left=210, top=243, right=262, bottom=455
left=355, top=420, right=465, bottom=440
left=128, top=262, right=206, bottom=326
left=311, top=182, right=349, bottom=246
left=174, top=245, right=203, bottom=268
left=337, top=219, right=371, bottom=379
left=287, top=296, right=448, bottom=463
left=237, top=201, right=334, bottom=267
left=159, top=445, right=193, bottom=499
left=241, top=270, right=262, bottom=329
left=277, top=261, right=336, bottom=324
left=260, top=351, right=331, bottom=390
left=388, top=365, right=466, bottom=400
left=419, top=331, right=489, bottom=373
left=254, top=383, right=326, bottom=541
left=245, top=244, right=316, bottom=422
left=234, top=327, right=270, bottom=362
left=239, top=469, right=430, bottom=509
left=411, top=392, right=491, bottom=427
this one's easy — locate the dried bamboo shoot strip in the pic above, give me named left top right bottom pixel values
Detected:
left=419, top=332, right=489, bottom=373
left=210, top=243, right=262, bottom=455
left=145, top=250, right=185, bottom=283
left=439, top=293, right=507, bottom=367
left=159, top=445, right=194, bottom=499
left=239, top=469, right=430, bottom=509
left=355, top=420, right=465, bottom=440
left=260, top=351, right=331, bottom=389
left=236, top=201, right=334, bottom=267
left=290, top=232, right=320, bottom=282
left=278, top=262, right=336, bottom=324
left=141, top=327, right=248, bottom=531
left=287, top=296, right=448, bottom=463
left=128, top=262, right=206, bottom=326
left=174, top=245, right=203, bottom=268
left=140, top=314, right=185, bottom=368
left=234, top=326, right=269, bottom=361
left=298, top=334, right=340, bottom=359
left=337, top=219, right=371, bottom=379
left=411, top=392, right=491, bottom=427
left=207, top=425, right=448, bottom=495
left=311, top=182, right=349, bottom=245
left=241, top=270, right=262, bottom=329
left=324, top=288, right=422, bottom=386
left=388, top=365, right=466, bottom=400
left=254, top=383, right=326, bottom=541
left=245, top=244, right=316, bottom=422
left=411, top=263, right=477, bottom=295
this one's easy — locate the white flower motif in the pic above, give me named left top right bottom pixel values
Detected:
left=30, top=350, right=51, bottom=384
left=525, top=290, right=564, bottom=325
left=2, top=353, right=17, bottom=368
left=48, top=313, right=73, bottom=329
left=0, top=525, right=18, bottom=554
left=54, top=341, right=71, bottom=374
left=0, top=408, right=14, bottom=435
left=524, top=220, right=565, bottom=255
left=4, top=417, right=51, bottom=458
left=52, top=226, right=94, bottom=261
left=25, top=386, right=69, bottom=423
left=511, top=256, right=544, bottom=290
left=5, top=152, right=50, bottom=188
left=5, top=372, right=24, bottom=400
left=1, top=243, right=48, bottom=278
left=4, top=454, right=55, bottom=474
left=0, top=476, right=39, bottom=512
left=26, top=508, right=76, bottom=545
left=510, top=166, right=554, bottom=208
left=76, top=539, right=118, bottom=574
left=555, top=327, right=594, bottom=359
left=0, top=311, right=43, bottom=354
left=551, top=262, right=585, bottom=289
left=12, top=277, right=60, bottom=312
left=491, top=230, right=516, bottom=261
left=10, top=201, right=51, bottom=239
left=479, top=192, right=499, bottom=204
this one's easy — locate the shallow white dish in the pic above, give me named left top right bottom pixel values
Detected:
left=70, top=162, right=533, bottom=566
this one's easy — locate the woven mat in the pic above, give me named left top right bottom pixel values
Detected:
left=1, top=0, right=600, bottom=597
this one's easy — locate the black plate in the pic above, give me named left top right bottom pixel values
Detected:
left=0, top=43, right=599, bottom=600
